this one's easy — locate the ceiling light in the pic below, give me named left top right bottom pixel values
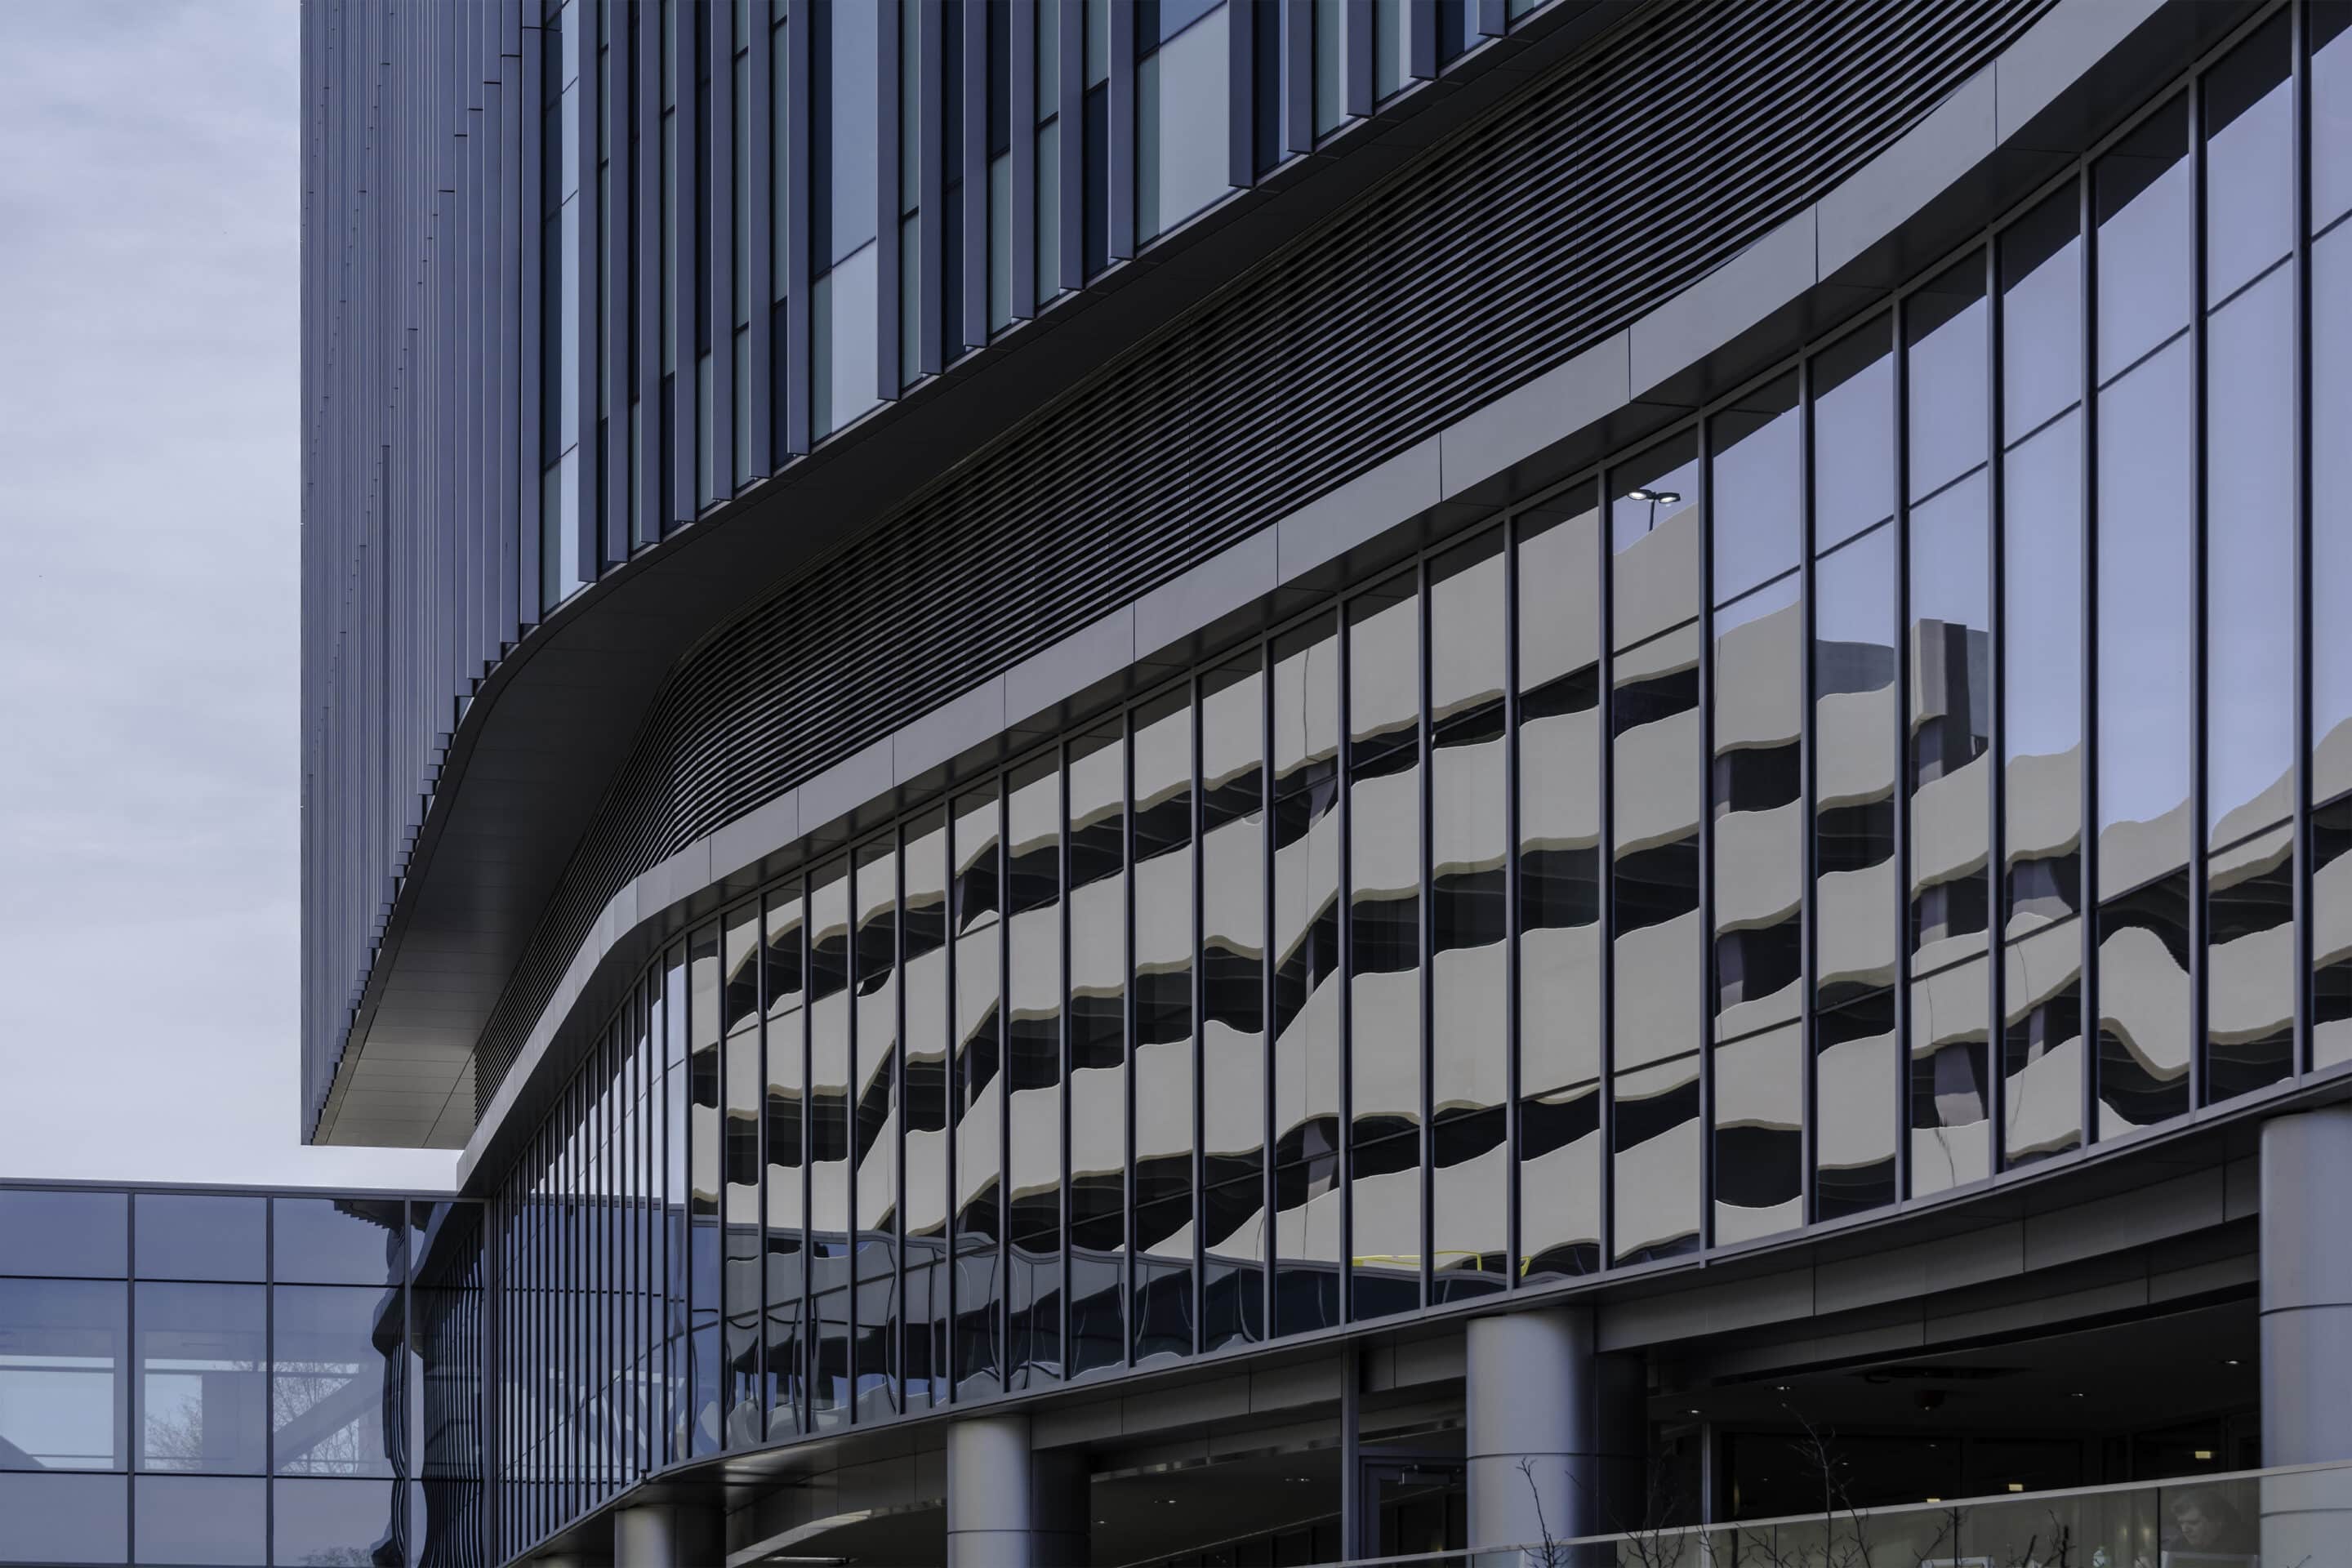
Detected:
left=1774, top=1384, right=1790, bottom=1392
left=1926, top=1496, right=1941, bottom=1504
left=2195, top=1450, right=2214, bottom=1461
left=2225, top=1358, right=2243, bottom=1366
left=2008, top=1483, right=2025, bottom=1493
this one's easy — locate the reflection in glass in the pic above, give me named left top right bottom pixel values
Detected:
left=2001, top=411, right=2083, bottom=936
left=136, top=1284, right=263, bottom=1475
left=1430, top=534, right=1507, bottom=1303
left=1349, top=573, right=1422, bottom=1321
left=852, top=840, right=900, bottom=1419
left=1612, top=1054, right=1699, bottom=1263
left=2314, top=799, right=2352, bottom=1071
left=272, top=1286, right=395, bottom=1477
left=0, top=1191, right=125, bottom=1281
left=2096, top=100, right=2190, bottom=379
left=1711, top=578, right=1802, bottom=1042
left=0, top=1472, right=127, bottom=1565
left=807, top=862, right=852, bottom=1428
left=1005, top=755, right=1064, bottom=1385
left=2316, top=229, right=2352, bottom=802
left=1811, top=322, right=1894, bottom=552
left=136, top=1474, right=265, bottom=1566
left=1709, top=375, right=1798, bottom=605
left=763, top=886, right=806, bottom=1440
left=1067, top=723, right=1127, bottom=1374
left=1131, top=691, right=1197, bottom=1360
left=902, top=812, right=951, bottom=1411
left=135, top=1196, right=265, bottom=1285
left=2002, top=921, right=2084, bottom=1167
left=2207, top=824, right=2295, bottom=1102
left=2001, top=187, right=2081, bottom=445
left=1908, top=473, right=1990, bottom=972
left=686, top=921, right=723, bottom=1454
left=2203, top=13, right=2292, bottom=309
left=1909, top=955, right=1989, bottom=1197
left=951, top=787, right=1006, bottom=1394
left=274, top=1200, right=405, bottom=1288
left=2321, top=2, right=2352, bottom=232
left=2206, top=265, right=2296, bottom=845
left=722, top=904, right=764, bottom=1446
left=1612, top=435, right=1700, bottom=653
left=1200, top=654, right=1268, bottom=1347
left=272, top=1477, right=400, bottom=1568
left=1516, top=491, right=1602, bottom=1281
left=1272, top=617, right=1342, bottom=1335
left=2095, top=336, right=2192, bottom=898
left=0, top=1278, right=125, bottom=1470
left=2094, top=871, right=2191, bottom=1134
left=1908, top=254, right=1987, bottom=503
left=1135, top=3, right=1232, bottom=243
left=1712, top=1023, right=1801, bottom=1244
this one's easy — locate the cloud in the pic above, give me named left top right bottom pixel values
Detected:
left=0, top=0, right=456, bottom=1190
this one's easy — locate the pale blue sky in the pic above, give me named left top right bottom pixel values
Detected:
left=0, top=2, right=456, bottom=1188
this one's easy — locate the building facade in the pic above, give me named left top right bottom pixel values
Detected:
left=246, top=0, right=2352, bottom=1561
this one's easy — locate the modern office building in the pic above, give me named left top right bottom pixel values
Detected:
left=24, top=0, right=2347, bottom=1562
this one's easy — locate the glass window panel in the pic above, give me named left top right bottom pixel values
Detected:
left=2207, top=823, right=2294, bottom=1102
left=806, top=862, right=852, bottom=1429
left=1348, top=573, right=1422, bottom=1322
left=1814, top=984, right=1897, bottom=1219
left=1811, top=321, right=1895, bottom=551
left=2002, top=920, right=2084, bottom=1167
left=1132, top=690, right=1197, bottom=1361
left=1710, top=376, right=1799, bottom=606
left=687, top=922, right=723, bottom=1454
left=136, top=1284, right=263, bottom=1476
left=1005, top=755, right=1064, bottom=1385
left=1136, top=4, right=1232, bottom=243
left=762, top=887, right=805, bottom=1441
left=1909, top=472, right=1992, bottom=973
left=2095, top=100, right=2190, bottom=379
left=813, top=0, right=879, bottom=264
left=2205, top=265, right=2296, bottom=845
left=272, top=1285, right=395, bottom=1478
left=2094, top=871, right=2191, bottom=1134
left=1712, top=1022, right=1802, bottom=1245
left=811, top=243, right=881, bottom=439
left=2312, top=798, right=2352, bottom=1071
left=723, top=906, right=763, bottom=1447
left=852, top=840, right=900, bottom=1419
left=1816, top=526, right=1899, bottom=1013
left=1712, top=574, right=1803, bottom=1045
left=271, top=1477, right=401, bottom=1568
left=2000, top=188, right=2082, bottom=444
left=1908, top=954, right=1989, bottom=1199
left=2203, top=13, right=2292, bottom=306
left=0, top=1190, right=126, bottom=1280
left=1272, top=617, right=1342, bottom=1337
left=903, top=812, right=951, bottom=1412
left=0, top=1472, right=126, bottom=1565
left=1430, top=534, right=1506, bottom=1305
left=2322, top=228, right=2352, bottom=803
left=1067, top=723, right=1127, bottom=1375
left=1611, top=1053, right=1699, bottom=1264
left=2319, top=2, right=2352, bottom=232
left=2001, top=410, right=2084, bottom=936
left=274, top=1200, right=404, bottom=1288
left=952, top=786, right=1004, bottom=1395
left=0, top=1278, right=124, bottom=1471
left=1200, top=654, right=1268, bottom=1349
left=1312, top=0, right=1343, bottom=136
left=1908, top=254, right=1988, bottom=503
left=136, top=1474, right=264, bottom=1566
left=1611, top=435, right=1700, bottom=653
left=2095, top=336, right=2193, bottom=898
left=1516, top=492, right=1602, bottom=1283
left=134, top=1196, right=264, bottom=1285
left=989, top=152, right=1013, bottom=332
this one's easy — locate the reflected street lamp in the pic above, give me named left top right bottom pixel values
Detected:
left=1627, top=487, right=1682, bottom=532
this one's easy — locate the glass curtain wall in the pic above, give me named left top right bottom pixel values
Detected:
left=483, top=11, right=2350, bottom=1535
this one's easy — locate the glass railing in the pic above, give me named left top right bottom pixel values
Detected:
left=1301, top=1461, right=2352, bottom=1568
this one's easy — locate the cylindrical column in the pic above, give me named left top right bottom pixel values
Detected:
left=946, top=1413, right=1092, bottom=1568
left=1467, top=1307, right=1642, bottom=1556
left=2261, top=1106, right=2352, bottom=1559
left=612, top=1503, right=679, bottom=1568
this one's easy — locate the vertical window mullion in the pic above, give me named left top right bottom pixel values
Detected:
left=782, top=5, right=813, bottom=457
left=1891, top=297, right=1916, bottom=1200
left=1107, top=0, right=1135, bottom=263
left=878, top=0, right=903, bottom=401
left=1501, top=510, right=1522, bottom=1285
left=2292, top=0, right=2316, bottom=1080
left=2188, top=72, right=2210, bottom=1114
left=2083, top=163, right=2113, bottom=1133
left=1595, top=461, right=1616, bottom=1269
left=1984, top=241, right=2009, bottom=1174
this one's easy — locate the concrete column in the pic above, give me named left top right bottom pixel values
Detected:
left=2261, top=1106, right=2352, bottom=1560
left=946, top=1413, right=1091, bottom=1568
left=612, top=1503, right=679, bottom=1568
left=1466, top=1307, right=1644, bottom=1556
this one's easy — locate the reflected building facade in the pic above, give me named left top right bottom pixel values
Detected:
left=254, top=0, right=2352, bottom=1561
